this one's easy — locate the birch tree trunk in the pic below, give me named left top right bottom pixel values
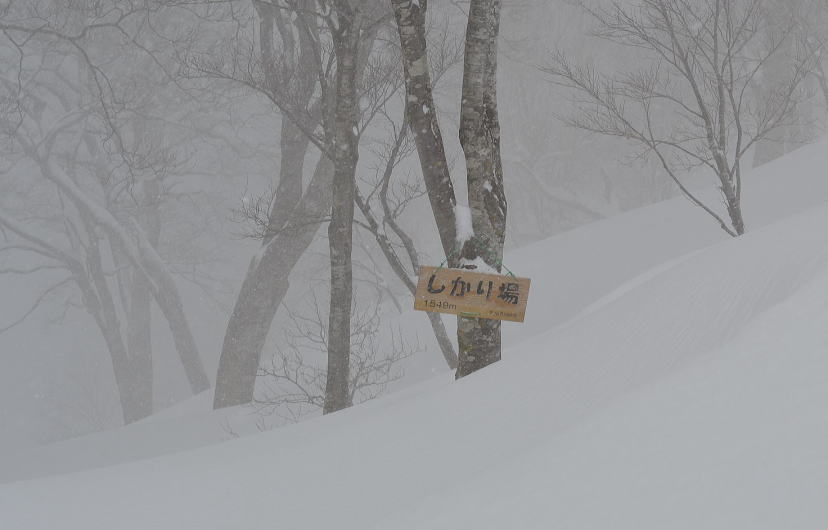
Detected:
left=456, top=0, right=506, bottom=378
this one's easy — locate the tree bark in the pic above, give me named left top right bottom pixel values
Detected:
left=392, top=0, right=507, bottom=378
left=213, top=154, right=334, bottom=408
left=323, top=3, right=361, bottom=415
left=456, top=0, right=506, bottom=378
left=213, top=1, right=384, bottom=409
left=391, top=0, right=459, bottom=264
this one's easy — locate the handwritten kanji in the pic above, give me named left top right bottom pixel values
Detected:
left=498, top=282, right=520, bottom=304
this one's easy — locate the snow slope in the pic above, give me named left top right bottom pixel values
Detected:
left=9, top=136, right=824, bottom=486
left=2, top=143, right=828, bottom=528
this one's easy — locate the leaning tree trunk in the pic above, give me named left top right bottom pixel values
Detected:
left=213, top=1, right=383, bottom=409
left=84, top=222, right=150, bottom=425
left=213, top=154, right=334, bottom=408
left=354, top=128, right=459, bottom=369
left=390, top=0, right=460, bottom=367
left=391, top=0, right=459, bottom=261
left=323, top=4, right=361, bottom=415
left=0, top=205, right=151, bottom=424
left=29, top=152, right=211, bottom=394
left=456, top=0, right=507, bottom=378
left=212, top=0, right=325, bottom=408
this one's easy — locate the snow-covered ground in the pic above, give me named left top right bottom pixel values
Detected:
left=2, top=141, right=828, bottom=528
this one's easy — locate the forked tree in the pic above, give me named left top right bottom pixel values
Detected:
left=208, top=0, right=463, bottom=410
left=0, top=0, right=212, bottom=424
left=545, top=0, right=814, bottom=237
left=392, top=0, right=508, bottom=378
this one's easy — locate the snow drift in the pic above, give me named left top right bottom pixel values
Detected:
left=2, top=142, right=828, bottom=529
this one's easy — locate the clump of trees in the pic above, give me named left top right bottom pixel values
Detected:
left=546, top=0, right=818, bottom=236
left=9, top=0, right=826, bottom=436
left=0, top=0, right=216, bottom=425
left=210, top=0, right=510, bottom=415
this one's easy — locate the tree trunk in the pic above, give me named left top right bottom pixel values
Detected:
left=84, top=218, right=150, bottom=424
left=31, top=154, right=211, bottom=394
left=392, top=0, right=508, bottom=378
left=212, top=0, right=325, bottom=408
left=267, top=121, right=311, bottom=238
left=722, top=182, right=746, bottom=236
left=323, top=5, right=361, bottom=415
left=456, top=0, right=506, bottom=378
left=213, top=154, right=334, bottom=408
left=0, top=206, right=150, bottom=423
left=752, top=26, right=797, bottom=168
left=213, top=1, right=383, bottom=408
left=125, top=267, right=153, bottom=418
left=124, top=178, right=162, bottom=419
left=354, top=115, right=459, bottom=369
left=391, top=0, right=459, bottom=263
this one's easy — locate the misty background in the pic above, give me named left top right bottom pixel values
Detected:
left=0, top=0, right=823, bottom=455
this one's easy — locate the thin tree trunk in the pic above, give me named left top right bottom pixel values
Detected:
left=124, top=178, right=161, bottom=419
left=323, top=4, right=361, bottom=415
left=29, top=153, right=211, bottom=394
left=354, top=126, right=459, bottom=369
left=721, top=180, right=745, bottom=236
left=83, top=216, right=149, bottom=424
left=391, top=0, right=459, bottom=263
left=0, top=206, right=149, bottom=423
left=456, top=0, right=506, bottom=378
left=125, top=267, right=153, bottom=417
left=752, top=27, right=796, bottom=168
left=213, top=1, right=382, bottom=409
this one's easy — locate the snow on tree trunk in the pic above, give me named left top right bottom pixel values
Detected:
left=393, top=0, right=508, bottom=378
left=456, top=0, right=507, bottom=378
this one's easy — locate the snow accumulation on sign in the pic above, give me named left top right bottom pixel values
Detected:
left=414, top=266, right=531, bottom=322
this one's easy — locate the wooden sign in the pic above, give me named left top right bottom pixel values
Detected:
left=414, top=266, right=531, bottom=322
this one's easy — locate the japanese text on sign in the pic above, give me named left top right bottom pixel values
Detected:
left=413, top=266, right=531, bottom=322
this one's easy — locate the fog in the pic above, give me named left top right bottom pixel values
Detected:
left=1, top=1, right=825, bottom=525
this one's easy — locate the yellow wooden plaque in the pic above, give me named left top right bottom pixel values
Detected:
left=413, top=266, right=531, bottom=322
